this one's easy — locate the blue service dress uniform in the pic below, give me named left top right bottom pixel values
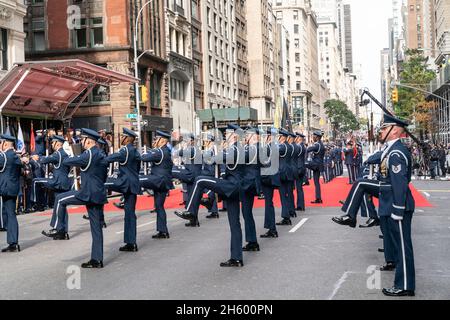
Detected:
left=201, top=146, right=219, bottom=215
left=278, top=142, right=294, bottom=219
left=54, top=147, right=108, bottom=257
left=295, top=142, right=307, bottom=210
left=172, top=145, right=203, bottom=210
left=240, top=142, right=261, bottom=245
left=344, top=146, right=356, bottom=184
left=140, top=145, right=174, bottom=234
left=306, top=140, right=325, bottom=201
left=29, top=157, right=47, bottom=208
left=379, top=140, right=415, bottom=292
left=180, top=142, right=244, bottom=262
left=35, top=134, right=46, bottom=156
left=261, top=141, right=281, bottom=235
left=0, top=148, right=22, bottom=245
left=32, top=148, right=72, bottom=225
left=105, top=144, right=141, bottom=245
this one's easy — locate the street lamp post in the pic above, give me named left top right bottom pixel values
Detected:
left=134, top=0, right=154, bottom=151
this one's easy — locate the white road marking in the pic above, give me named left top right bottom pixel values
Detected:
left=328, top=271, right=352, bottom=300
left=423, top=192, right=431, bottom=198
left=289, top=218, right=309, bottom=233
left=116, top=221, right=156, bottom=234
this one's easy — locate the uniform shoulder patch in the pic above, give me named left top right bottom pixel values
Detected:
left=392, top=164, right=401, bottom=174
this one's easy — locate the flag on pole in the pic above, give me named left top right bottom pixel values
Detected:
left=30, top=122, right=35, bottom=153
left=17, top=121, right=25, bottom=154
left=274, top=96, right=282, bottom=129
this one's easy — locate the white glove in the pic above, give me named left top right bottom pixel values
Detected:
left=391, top=214, right=403, bottom=221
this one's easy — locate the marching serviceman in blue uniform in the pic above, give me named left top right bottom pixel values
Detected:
left=306, top=131, right=325, bottom=204
left=29, top=153, right=46, bottom=212
left=140, top=130, right=174, bottom=239
left=43, top=129, right=109, bottom=268
left=294, top=133, right=306, bottom=211
left=286, top=133, right=297, bottom=218
left=260, top=128, right=281, bottom=238
left=172, top=133, right=202, bottom=227
left=31, top=135, right=72, bottom=225
left=175, top=124, right=245, bottom=267
left=0, top=134, right=22, bottom=252
left=104, top=128, right=141, bottom=252
left=332, top=114, right=415, bottom=296
left=276, top=129, right=294, bottom=226
left=344, top=141, right=356, bottom=184
left=201, top=134, right=219, bottom=219
left=240, top=126, right=261, bottom=252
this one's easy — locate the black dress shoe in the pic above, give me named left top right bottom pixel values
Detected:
left=179, top=201, right=186, bottom=206
left=81, top=259, right=104, bottom=269
left=311, top=199, right=323, bottom=204
left=295, top=207, right=305, bottom=211
left=359, top=218, right=380, bottom=228
left=1, top=244, right=20, bottom=252
left=174, top=210, right=194, bottom=220
left=378, top=248, right=385, bottom=253
left=113, top=202, right=125, bottom=209
left=276, top=218, right=292, bottom=226
left=220, top=259, right=244, bottom=267
left=260, top=230, right=278, bottom=238
left=0, top=228, right=7, bottom=232
left=185, top=219, right=200, bottom=227
left=290, top=212, right=297, bottom=218
left=257, top=194, right=265, bottom=200
left=218, top=208, right=227, bottom=212
left=382, top=287, right=415, bottom=297
left=200, top=198, right=213, bottom=210
left=83, top=215, right=90, bottom=220
left=152, top=232, right=170, bottom=239
left=332, top=215, right=356, bottom=228
left=119, top=244, right=138, bottom=252
left=379, top=235, right=384, bottom=239
left=380, top=262, right=396, bottom=271
left=53, top=232, right=70, bottom=240
left=243, top=242, right=260, bottom=252
left=42, top=229, right=58, bottom=238
left=339, top=200, right=345, bottom=205
left=150, top=208, right=157, bottom=213
left=206, top=212, right=219, bottom=219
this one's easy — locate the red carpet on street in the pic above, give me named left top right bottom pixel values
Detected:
left=35, top=177, right=432, bottom=216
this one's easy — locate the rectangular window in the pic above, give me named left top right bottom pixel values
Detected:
left=294, top=24, right=299, bottom=34
left=90, top=17, right=103, bottom=47
left=0, top=28, right=8, bottom=70
left=293, top=10, right=298, bottom=20
left=75, top=18, right=87, bottom=48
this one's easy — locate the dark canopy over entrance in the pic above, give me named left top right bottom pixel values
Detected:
left=0, top=59, right=138, bottom=132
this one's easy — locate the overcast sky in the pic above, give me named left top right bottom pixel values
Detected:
left=347, top=0, right=392, bottom=119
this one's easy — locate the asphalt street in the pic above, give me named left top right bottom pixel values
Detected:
left=0, top=179, right=449, bottom=300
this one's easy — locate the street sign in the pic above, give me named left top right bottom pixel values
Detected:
left=126, top=113, right=138, bottom=119
left=131, top=120, right=148, bottom=126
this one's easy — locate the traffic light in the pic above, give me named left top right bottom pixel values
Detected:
left=391, top=87, right=399, bottom=103
left=140, top=85, right=149, bottom=103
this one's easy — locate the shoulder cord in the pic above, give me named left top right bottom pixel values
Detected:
left=189, top=146, right=196, bottom=161
left=54, top=151, right=62, bottom=169
left=0, top=151, right=6, bottom=173
left=80, top=149, right=92, bottom=172
left=118, top=146, right=129, bottom=166
left=290, top=144, right=295, bottom=156
left=226, top=145, right=239, bottom=171
left=280, top=144, right=288, bottom=158
left=247, top=145, right=258, bottom=165
left=154, top=148, right=164, bottom=166
left=314, top=142, right=321, bottom=155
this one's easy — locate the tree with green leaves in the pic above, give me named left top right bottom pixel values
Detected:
left=395, top=49, right=436, bottom=140
left=323, top=99, right=360, bottom=139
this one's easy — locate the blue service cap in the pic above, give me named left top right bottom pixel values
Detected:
left=0, top=134, right=15, bottom=142
left=296, top=132, right=306, bottom=138
left=313, top=130, right=323, bottom=137
left=288, top=133, right=296, bottom=138
left=380, top=113, right=409, bottom=128
left=206, top=133, right=215, bottom=142
left=245, top=126, right=261, bottom=135
left=81, top=128, right=101, bottom=141
left=97, top=138, right=106, bottom=145
left=156, top=130, right=171, bottom=139
left=266, top=128, right=278, bottom=135
left=227, top=123, right=241, bottom=131
left=51, top=135, right=66, bottom=143
left=122, top=127, right=138, bottom=138
left=278, top=128, right=290, bottom=137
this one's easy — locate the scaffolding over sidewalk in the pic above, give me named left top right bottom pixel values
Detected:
left=0, top=59, right=138, bottom=132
